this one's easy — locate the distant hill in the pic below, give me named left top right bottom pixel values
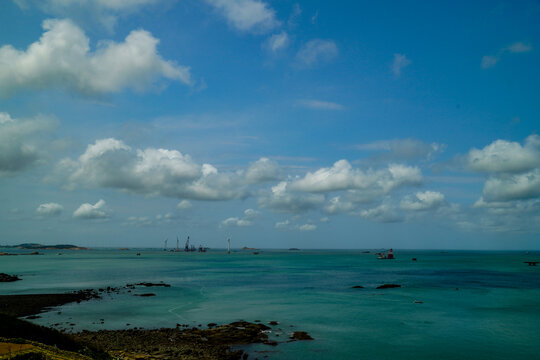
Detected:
left=2, top=243, right=88, bottom=250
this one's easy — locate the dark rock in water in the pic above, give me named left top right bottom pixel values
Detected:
left=208, top=323, right=217, bottom=328
left=268, top=321, right=279, bottom=326
left=351, top=285, right=364, bottom=289
left=0, top=273, right=21, bottom=282
left=263, top=340, right=278, bottom=346
left=376, top=284, right=401, bottom=289
left=412, top=258, right=417, bottom=261
left=289, top=331, right=313, bottom=341
left=134, top=293, right=156, bottom=297
left=135, top=282, right=171, bottom=287
left=0, top=289, right=99, bottom=318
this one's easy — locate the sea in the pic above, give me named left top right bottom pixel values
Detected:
left=1, top=248, right=540, bottom=360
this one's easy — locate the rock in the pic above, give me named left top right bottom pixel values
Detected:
left=376, top=284, right=401, bottom=289
left=268, top=321, right=279, bottom=326
left=135, top=282, right=171, bottom=287
left=289, top=331, right=313, bottom=341
left=0, top=273, right=21, bottom=282
left=134, top=293, right=156, bottom=297
left=207, top=323, right=217, bottom=328
left=412, top=258, right=417, bottom=261
left=351, top=285, right=364, bottom=289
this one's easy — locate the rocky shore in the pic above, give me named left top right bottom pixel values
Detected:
left=0, top=288, right=313, bottom=359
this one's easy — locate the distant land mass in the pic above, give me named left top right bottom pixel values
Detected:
left=2, top=243, right=88, bottom=250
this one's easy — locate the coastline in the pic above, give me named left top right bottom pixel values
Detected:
left=0, top=289, right=311, bottom=359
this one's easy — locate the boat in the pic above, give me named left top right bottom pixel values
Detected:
left=376, top=249, right=395, bottom=259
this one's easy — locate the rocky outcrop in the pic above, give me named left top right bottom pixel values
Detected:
left=289, top=331, right=313, bottom=341
left=0, top=273, right=21, bottom=282
left=376, top=284, right=401, bottom=289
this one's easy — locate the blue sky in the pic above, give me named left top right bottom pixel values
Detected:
left=1, top=0, right=539, bottom=249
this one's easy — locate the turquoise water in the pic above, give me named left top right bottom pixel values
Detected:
left=1, top=249, right=540, bottom=359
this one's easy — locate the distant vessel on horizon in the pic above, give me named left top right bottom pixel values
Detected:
left=376, top=249, right=395, bottom=260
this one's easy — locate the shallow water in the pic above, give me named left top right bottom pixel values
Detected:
left=1, top=249, right=540, bottom=359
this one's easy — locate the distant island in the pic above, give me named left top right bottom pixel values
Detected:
left=1, top=243, right=88, bottom=250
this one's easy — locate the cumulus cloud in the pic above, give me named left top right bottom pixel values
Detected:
left=205, top=0, right=279, bottom=33
left=400, top=191, right=445, bottom=211
left=289, top=160, right=422, bottom=193
left=392, top=53, right=411, bottom=76
left=482, top=170, right=540, bottom=202
left=244, top=157, right=280, bottom=183
left=177, top=200, right=193, bottom=210
left=360, top=204, right=403, bottom=223
left=221, top=209, right=258, bottom=227
left=36, top=202, right=63, bottom=216
left=324, top=196, right=355, bottom=214
left=0, top=112, right=57, bottom=177
left=297, top=99, right=344, bottom=110
left=60, top=138, right=277, bottom=201
left=466, top=135, right=540, bottom=173
left=356, top=138, right=444, bottom=161
left=297, top=223, right=316, bottom=231
left=296, top=39, right=338, bottom=67
left=0, top=19, right=191, bottom=97
left=258, top=181, right=325, bottom=213
left=266, top=31, right=289, bottom=52
left=73, top=199, right=108, bottom=219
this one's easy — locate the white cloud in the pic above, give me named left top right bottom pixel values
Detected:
left=360, top=204, right=403, bottom=223
left=221, top=217, right=252, bottom=227
left=243, top=208, right=259, bottom=219
left=481, top=55, right=499, bottom=69
left=324, top=196, right=355, bottom=214
left=289, top=160, right=422, bottom=193
left=506, top=42, right=532, bottom=53
left=259, top=181, right=325, bottom=213
left=297, top=223, right=316, bottom=231
left=296, top=39, right=338, bottom=67
left=400, top=191, right=445, bottom=211
left=73, top=199, right=108, bottom=219
left=61, top=138, right=276, bottom=201
left=392, top=53, right=411, bottom=76
left=36, top=202, right=63, bottom=216
left=466, top=135, right=540, bottom=173
left=244, top=157, right=280, bottom=183
left=221, top=208, right=259, bottom=227
left=205, top=0, right=279, bottom=33
left=14, top=0, right=161, bottom=32
left=297, top=99, right=344, bottom=110
left=481, top=41, right=532, bottom=69
left=356, top=138, right=444, bottom=161
left=0, top=112, right=57, bottom=177
left=482, top=169, right=540, bottom=202
left=0, top=19, right=191, bottom=97
left=177, top=200, right=193, bottom=210
left=274, top=219, right=290, bottom=229
left=266, top=31, right=289, bottom=52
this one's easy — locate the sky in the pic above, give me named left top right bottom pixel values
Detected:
left=0, top=0, right=539, bottom=250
